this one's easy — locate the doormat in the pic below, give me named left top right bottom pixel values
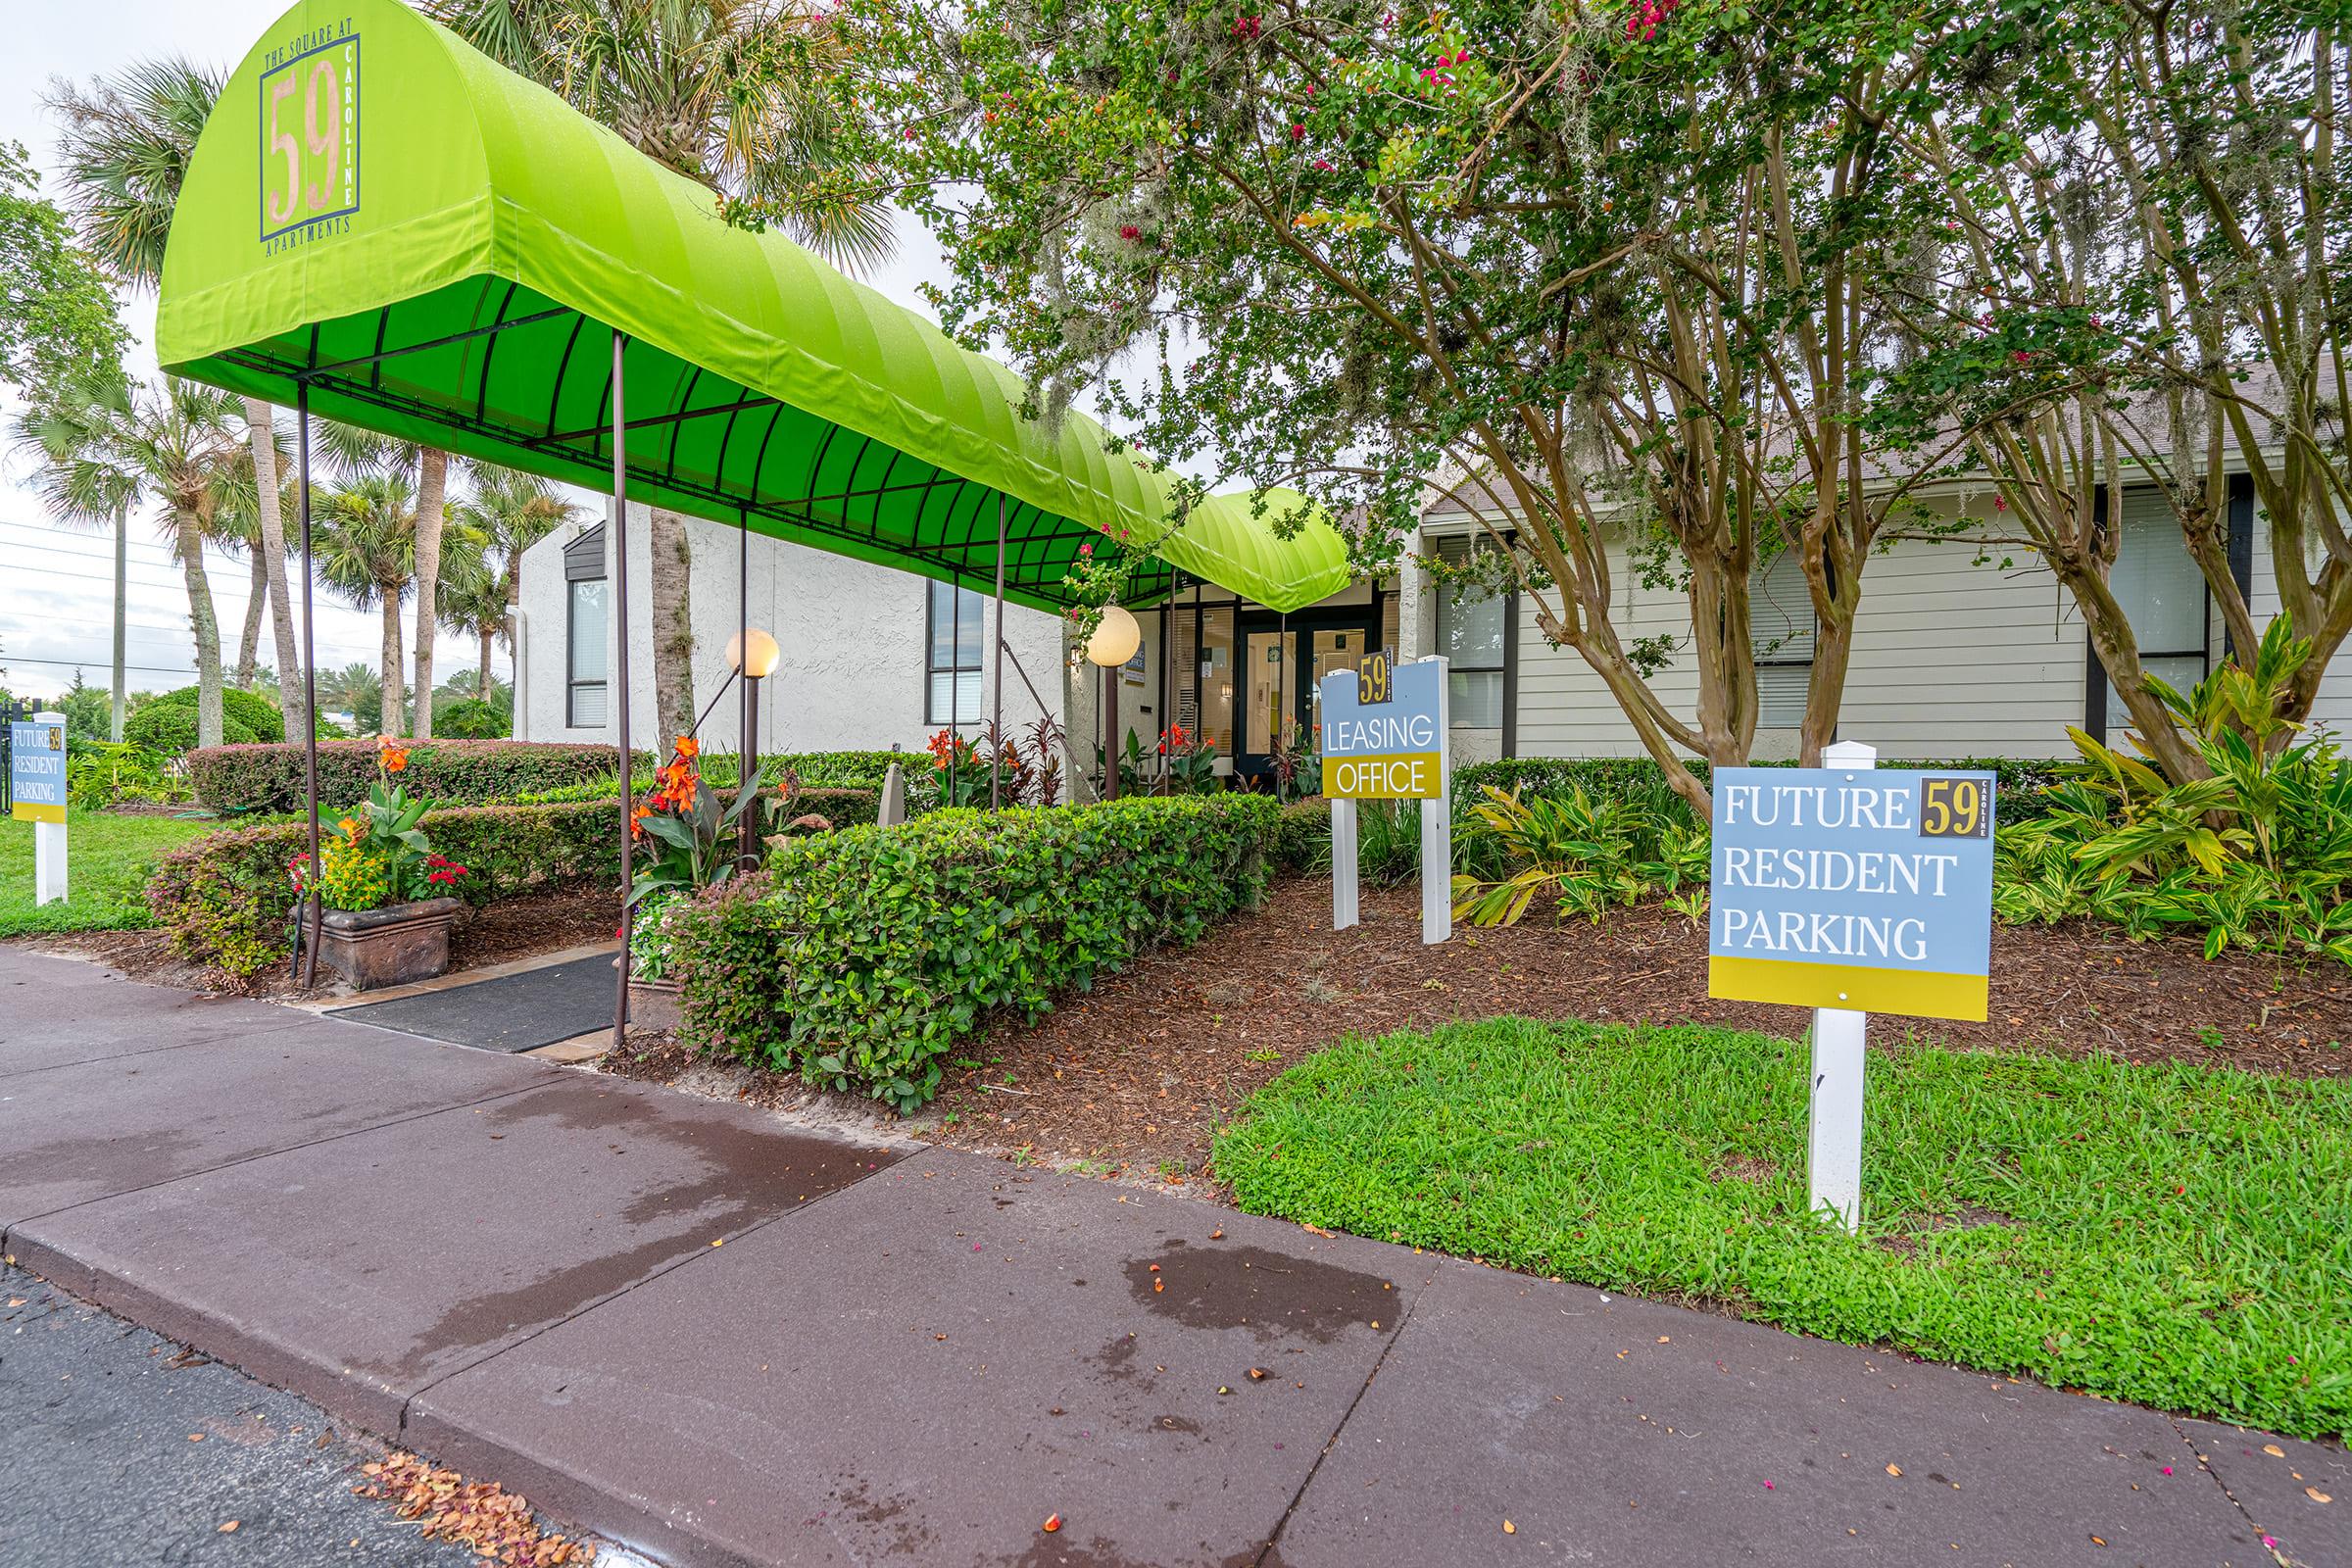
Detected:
left=327, top=955, right=616, bottom=1053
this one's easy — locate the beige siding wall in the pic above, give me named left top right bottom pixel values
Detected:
left=2247, top=517, right=2352, bottom=738
left=1435, top=500, right=2096, bottom=761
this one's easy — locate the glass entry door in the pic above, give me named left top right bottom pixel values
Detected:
left=1234, top=614, right=1374, bottom=784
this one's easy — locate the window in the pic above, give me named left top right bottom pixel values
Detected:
left=1434, top=534, right=1506, bottom=729
left=566, top=577, right=609, bottom=728
left=926, top=579, right=984, bottom=725
left=2099, top=487, right=2207, bottom=730
left=1751, top=548, right=1815, bottom=730
left=1173, top=600, right=1235, bottom=755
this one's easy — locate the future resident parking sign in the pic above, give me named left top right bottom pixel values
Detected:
left=1707, top=766, right=1996, bottom=1021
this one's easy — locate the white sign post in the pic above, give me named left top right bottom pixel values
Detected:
left=11, top=711, right=70, bottom=906
left=1707, top=741, right=1999, bottom=1235
left=1804, top=740, right=1876, bottom=1232
left=1319, top=654, right=1450, bottom=946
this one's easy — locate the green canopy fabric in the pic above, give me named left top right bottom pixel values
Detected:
left=156, top=0, right=1353, bottom=614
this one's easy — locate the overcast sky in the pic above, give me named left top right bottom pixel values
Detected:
left=0, top=0, right=970, bottom=704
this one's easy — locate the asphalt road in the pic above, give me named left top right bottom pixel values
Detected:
left=0, top=1265, right=481, bottom=1567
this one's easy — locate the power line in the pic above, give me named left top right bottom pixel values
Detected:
left=3, top=655, right=205, bottom=676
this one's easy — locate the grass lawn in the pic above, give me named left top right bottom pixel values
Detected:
left=1213, top=1017, right=2352, bottom=1441
left=0, top=809, right=221, bottom=938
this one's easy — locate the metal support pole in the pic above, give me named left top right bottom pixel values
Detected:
left=740, top=675, right=762, bottom=866
left=1102, top=662, right=1119, bottom=801
left=738, top=507, right=756, bottom=863
left=949, top=577, right=961, bottom=805
left=990, top=495, right=1006, bottom=810
left=1807, top=738, right=1878, bottom=1232
left=297, top=385, right=322, bottom=990
left=610, top=333, right=635, bottom=1050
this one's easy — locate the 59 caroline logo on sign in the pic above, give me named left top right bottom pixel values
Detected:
left=260, top=32, right=360, bottom=245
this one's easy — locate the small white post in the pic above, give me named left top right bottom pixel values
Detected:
left=1419, top=655, right=1451, bottom=946
left=31, top=710, right=68, bottom=906
left=1331, top=798, right=1359, bottom=930
left=1808, top=738, right=1876, bottom=1232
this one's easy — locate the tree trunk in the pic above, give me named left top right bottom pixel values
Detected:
left=241, top=398, right=306, bottom=736
left=236, top=545, right=267, bottom=687
left=409, top=448, right=449, bottom=738
left=648, top=507, right=697, bottom=745
left=174, top=507, right=225, bottom=749
left=109, top=505, right=126, bottom=742
left=379, top=592, right=406, bottom=742
left=479, top=624, right=495, bottom=696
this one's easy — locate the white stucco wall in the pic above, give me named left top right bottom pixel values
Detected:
left=516, top=502, right=1066, bottom=756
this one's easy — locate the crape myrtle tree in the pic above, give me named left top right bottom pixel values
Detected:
left=830, top=0, right=1973, bottom=816
left=1886, top=2, right=2352, bottom=778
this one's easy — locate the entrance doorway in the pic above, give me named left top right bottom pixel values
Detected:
left=1233, top=612, right=1378, bottom=784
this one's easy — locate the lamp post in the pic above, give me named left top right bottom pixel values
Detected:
left=726, top=627, right=781, bottom=864
left=1085, top=605, right=1142, bottom=802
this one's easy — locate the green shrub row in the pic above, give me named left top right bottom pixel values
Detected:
left=1453, top=755, right=2066, bottom=826
left=139, top=780, right=881, bottom=981
left=672, top=794, right=1282, bottom=1111
left=146, top=799, right=626, bottom=980
left=184, top=739, right=623, bottom=814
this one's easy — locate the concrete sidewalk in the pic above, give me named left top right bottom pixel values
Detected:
left=1, top=947, right=2341, bottom=1567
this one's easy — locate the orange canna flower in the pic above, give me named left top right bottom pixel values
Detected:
left=675, top=737, right=700, bottom=760
left=381, top=748, right=410, bottom=773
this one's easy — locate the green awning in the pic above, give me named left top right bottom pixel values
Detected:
left=156, top=0, right=1353, bottom=614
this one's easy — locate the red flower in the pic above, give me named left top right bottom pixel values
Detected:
left=1119, top=223, right=1142, bottom=240
left=1291, top=123, right=1304, bottom=140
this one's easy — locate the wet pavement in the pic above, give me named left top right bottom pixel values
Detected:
left=1, top=946, right=2345, bottom=1568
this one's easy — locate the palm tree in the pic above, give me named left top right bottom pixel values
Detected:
left=45, top=58, right=315, bottom=739
left=16, top=372, right=251, bottom=746
left=454, top=464, right=576, bottom=678
left=314, top=662, right=381, bottom=729
left=313, top=420, right=465, bottom=736
left=315, top=473, right=417, bottom=737
left=424, top=0, right=893, bottom=745
left=9, top=381, right=136, bottom=741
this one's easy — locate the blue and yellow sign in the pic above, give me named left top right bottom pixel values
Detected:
left=10, top=721, right=67, bottom=824
left=1319, top=658, right=1446, bottom=800
left=1707, top=767, right=1996, bottom=1021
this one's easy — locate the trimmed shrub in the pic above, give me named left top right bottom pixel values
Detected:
left=127, top=684, right=285, bottom=749
left=146, top=799, right=625, bottom=980
left=1453, top=755, right=2067, bottom=826
left=125, top=703, right=260, bottom=754
left=672, top=795, right=1282, bottom=1111
left=184, top=739, right=622, bottom=814
left=1276, top=796, right=1330, bottom=872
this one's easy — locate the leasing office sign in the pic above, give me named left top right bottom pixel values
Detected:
left=1707, top=767, right=1996, bottom=1021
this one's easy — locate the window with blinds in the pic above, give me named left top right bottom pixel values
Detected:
left=1172, top=603, right=1235, bottom=754
left=925, top=580, right=985, bottom=725
left=2104, top=488, right=2208, bottom=727
left=1751, top=548, right=1815, bottom=730
left=1434, top=535, right=1506, bottom=729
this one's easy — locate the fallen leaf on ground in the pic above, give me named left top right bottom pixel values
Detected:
left=1886, top=1464, right=1903, bottom=1478
left=218, top=1522, right=239, bottom=1534
left=1502, top=1519, right=1515, bottom=1535
left=1042, top=1514, right=1061, bottom=1533
left=2310, top=1487, right=2333, bottom=1503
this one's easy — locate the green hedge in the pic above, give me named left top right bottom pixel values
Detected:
left=1277, top=797, right=1331, bottom=872
left=1453, top=755, right=2068, bottom=826
left=145, top=799, right=624, bottom=981
left=508, top=750, right=914, bottom=807
left=672, top=794, right=1282, bottom=1111
left=184, top=739, right=623, bottom=814
left=123, top=685, right=286, bottom=754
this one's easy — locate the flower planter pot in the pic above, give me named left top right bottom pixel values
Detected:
left=302, top=897, right=466, bottom=991
left=627, top=977, right=683, bottom=1032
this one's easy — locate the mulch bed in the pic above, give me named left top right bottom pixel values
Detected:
left=16, top=885, right=618, bottom=1002
left=601, top=875, right=2352, bottom=1184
